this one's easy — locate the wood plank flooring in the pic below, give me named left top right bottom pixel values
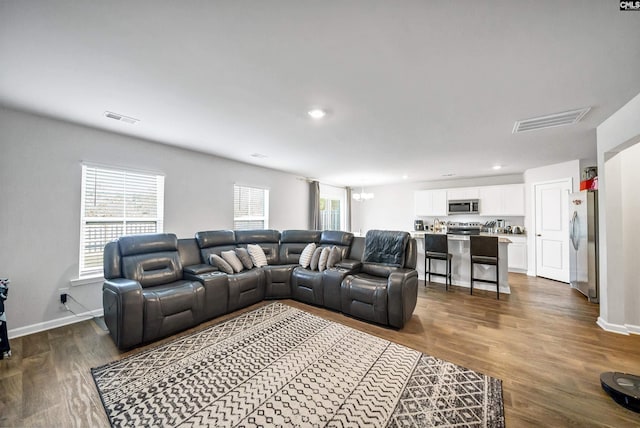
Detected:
left=1, top=273, right=639, bottom=427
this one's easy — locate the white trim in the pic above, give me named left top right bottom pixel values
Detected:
left=69, top=275, right=104, bottom=287
left=625, top=323, right=640, bottom=335
left=8, top=308, right=104, bottom=339
left=82, top=160, right=166, bottom=177
left=596, top=316, right=640, bottom=335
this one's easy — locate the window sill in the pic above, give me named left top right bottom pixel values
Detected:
left=70, top=275, right=104, bottom=287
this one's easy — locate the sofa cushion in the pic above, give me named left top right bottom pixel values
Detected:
left=318, top=247, right=331, bottom=271
left=209, top=254, right=234, bottom=274
left=247, top=244, right=268, bottom=267
left=235, top=230, right=281, bottom=264
left=327, top=246, right=342, bottom=268
left=299, top=243, right=316, bottom=268
left=320, top=231, right=354, bottom=259
left=234, top=247, right=253, bottom=270
left=221, top=250, right=244, bottom=273
left=279, top=230, right=322, bottom=264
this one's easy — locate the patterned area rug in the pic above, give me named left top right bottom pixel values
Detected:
left=92, top=303, right=504, bottom=427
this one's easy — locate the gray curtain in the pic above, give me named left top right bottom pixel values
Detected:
left=345, top=186, right=352, bottom=232
left=309, top=180, right=320, bottom=230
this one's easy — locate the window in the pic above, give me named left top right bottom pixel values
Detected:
left=234, top=184, right=269, bottom=230
left=79, top=165, right=164, bottom=276
left=319, top=184, right=346, bottom=231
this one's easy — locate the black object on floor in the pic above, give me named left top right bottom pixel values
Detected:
left=601, top=371, right=640, bottom=413
left=0, top=278, right=10, bottom=359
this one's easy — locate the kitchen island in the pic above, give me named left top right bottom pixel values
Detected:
left=411, top=231, right=512, bottom=294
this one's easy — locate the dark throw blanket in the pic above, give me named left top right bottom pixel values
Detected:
left=362, top=230, right=409, bottom=266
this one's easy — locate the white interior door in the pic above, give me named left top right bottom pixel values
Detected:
left=535, top=179, right=571, bottom=282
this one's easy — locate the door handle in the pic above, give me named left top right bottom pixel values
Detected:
left=536, top=234, right=541, bottom=237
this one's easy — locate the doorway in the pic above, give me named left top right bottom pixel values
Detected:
left=534, top=178, right=572, bottom=282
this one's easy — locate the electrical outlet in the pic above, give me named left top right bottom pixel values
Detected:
left=60, top=293, right=68, bottom=304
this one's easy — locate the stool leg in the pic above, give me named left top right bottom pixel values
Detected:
left=447, top=258, right=451, bottom=290
left=424, top=255, right=427, bottom=287
left=428, top=258, right=432, bottom=284
left=470, top=262, right=473, bottom=295
left=496, top=260, right=500, bottom=300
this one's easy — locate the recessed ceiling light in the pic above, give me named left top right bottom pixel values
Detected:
left=308, top=109, right=326, bottom=119
left=250, top=153, right=267, bottom=158
left=492, top=165, right=502, bottom=170
left=402, top=175, right=408, bottom=180
left=104, top=111, right=139, bottom=125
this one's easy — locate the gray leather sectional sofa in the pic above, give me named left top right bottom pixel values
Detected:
left=103, top=229, right=418, bottom=349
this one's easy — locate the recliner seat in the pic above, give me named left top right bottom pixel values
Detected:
left=103, top=233, right=205, bottom=349
left=341, top=230, right=418, bottom=329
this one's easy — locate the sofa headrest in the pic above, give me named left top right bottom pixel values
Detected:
left=320, top=230, right=354, bottom=247
left=195, top=230, right=236, bottom=248
left=280, top=230, right=322, bottom=243
left=362, top=230, right=409, bottom=267
left=118, top=233, right=178, bottom=257
left=235, top=229, right=281, bottom=244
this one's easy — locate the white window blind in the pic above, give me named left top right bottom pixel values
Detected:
left=233, top=184, right=269, bottom=230
left=79, top=165, right=164, bottom=276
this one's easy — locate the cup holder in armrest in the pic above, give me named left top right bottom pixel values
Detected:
left=200, top=271, right=225, bottom=278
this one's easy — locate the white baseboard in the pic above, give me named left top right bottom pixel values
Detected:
left=625, top=323, right=640, bottom=335
left=597, top=317, right=640, bottom=335
left=8, top=308, right=104, bottom=339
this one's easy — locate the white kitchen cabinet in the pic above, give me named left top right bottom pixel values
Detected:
left=446, top=187, right=479, bottom=201
left=414, top=190, right=447, bottom=216
left=507, top=236, right=528, bottom=272
left=479, top=186, right=503, bottom=215
left=502, top=184, right=525, bottom=215
left=479, top=184, right=525, bottom=216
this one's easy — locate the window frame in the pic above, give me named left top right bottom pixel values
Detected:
left=78, top=163, right=165, bottom=278
left=233, top=184, right=270, bottom=230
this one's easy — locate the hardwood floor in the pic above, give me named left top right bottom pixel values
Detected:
left=1, top=273, right=639, bottom=427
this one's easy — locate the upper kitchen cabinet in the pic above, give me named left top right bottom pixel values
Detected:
left=479, top=184, right=525, bottom=216
left=415, top=189, right=448, bottom=216
left=446, top=187, right=479, bottom=201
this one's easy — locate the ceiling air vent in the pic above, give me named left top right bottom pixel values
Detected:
left=104, top=111, right=140, bottom=125
left=512, top=107, right=590, bottom=133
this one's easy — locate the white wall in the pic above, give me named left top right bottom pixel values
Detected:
left=596, top=91, right=640, bottom=334
left=0, top=107, right=309, bottom=335
left=352, top=174, right=524, bottom=235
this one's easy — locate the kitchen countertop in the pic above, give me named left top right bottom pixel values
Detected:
left=410, top=230, right=518, bottom=244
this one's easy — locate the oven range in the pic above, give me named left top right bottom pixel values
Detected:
left=447, top=222, right=482, bottom=236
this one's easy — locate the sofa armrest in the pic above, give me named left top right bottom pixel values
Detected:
left=387, top=269, right=418, bottom=328
left=103, top=278, right=144, bottom=349
left=335, top=259, right=362, bottom=271
left=183, top=264, right=218, bottom=275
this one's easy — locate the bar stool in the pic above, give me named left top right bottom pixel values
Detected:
left=470, top=235, right=499, bottom=299
left=424, top=234, right=452, bottom=290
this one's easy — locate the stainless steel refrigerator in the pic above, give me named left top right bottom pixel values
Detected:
left=569, top=190, right=599, bottom=303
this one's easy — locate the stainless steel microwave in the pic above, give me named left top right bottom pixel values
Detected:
left=448, top=199, right=480, bottom=215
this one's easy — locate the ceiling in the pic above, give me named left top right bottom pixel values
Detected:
left=1, top=1, right=639, bottom=187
